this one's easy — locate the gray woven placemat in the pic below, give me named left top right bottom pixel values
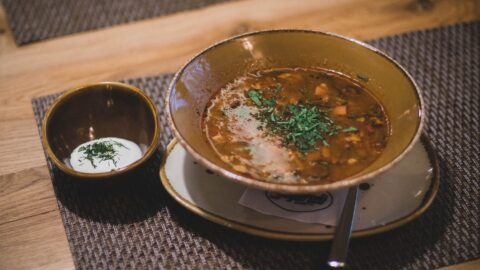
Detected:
left=0, top=0, right=234, bottom=45
left=31, top=21, right=479, bottom=269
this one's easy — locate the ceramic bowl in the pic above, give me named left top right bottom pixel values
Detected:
left=42, top=82, right=160, bottom=178
left=166, top=30, right=423, bottom=193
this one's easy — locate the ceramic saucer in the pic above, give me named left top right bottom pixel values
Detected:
left=159, top=136, right=439, bottom=241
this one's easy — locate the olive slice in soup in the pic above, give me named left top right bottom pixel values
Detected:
left=202, top=68, right=389, bottom=184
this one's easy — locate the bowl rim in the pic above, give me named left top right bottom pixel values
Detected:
left=42, top=81, right=160, bottom=179
left=166, top=29, right=424, bottom=193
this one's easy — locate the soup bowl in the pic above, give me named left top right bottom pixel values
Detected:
left=42, top=82, right=160, bottom=179
left=166, top=30, right=423, bottom=193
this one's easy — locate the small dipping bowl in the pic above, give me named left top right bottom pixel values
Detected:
left=167, top=30, right=424, bottom=193
left=42, top=82, right=160, bottom=179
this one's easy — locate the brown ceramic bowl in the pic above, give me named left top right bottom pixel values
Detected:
left=167, top=30, right=423, bottom=193
left=42, top=82, right=160, bottom=179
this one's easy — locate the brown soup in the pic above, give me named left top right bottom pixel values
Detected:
left=202, top=68, right=389, bottom=184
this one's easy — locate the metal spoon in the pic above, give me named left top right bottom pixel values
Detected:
left=327, top=186, right=359, bottom=268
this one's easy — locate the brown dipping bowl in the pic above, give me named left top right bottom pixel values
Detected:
left=42, top=82, right=160, bottom=179
left=167, top=30, right=424, bottom=193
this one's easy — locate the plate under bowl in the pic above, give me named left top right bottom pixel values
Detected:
left=160, top=135, right=438, bottom=241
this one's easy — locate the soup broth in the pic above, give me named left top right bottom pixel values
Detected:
left=202, top=68, right=389, bottom=184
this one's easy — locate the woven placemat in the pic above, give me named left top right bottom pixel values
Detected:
left=0, top=0, right=234, bottom=45
left=31, top=21, right=479, bottom=269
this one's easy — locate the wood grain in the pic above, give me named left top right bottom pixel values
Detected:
left=441, top=260, right=480, bottom=270
left=0, top=0, right=478, bottom=269
left=0, top=210, right=75, bottom=270
left=0, top=3, right=16, bottom=54
left=0, top=0, right=479, bottom=175
left=0, top=166, right=57, bottom=224
left=0, top=166, right=74, bottom=270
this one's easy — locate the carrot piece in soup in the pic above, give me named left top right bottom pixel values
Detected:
left=331, top=105, right=347, bottom=116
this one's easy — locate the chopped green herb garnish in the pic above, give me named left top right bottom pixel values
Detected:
left=342, top=127, right=358, bottom=133
left=264, top=98, right=276, bottom=107
left=78, top=140, right=127, bottom=168
left=357, top=74, right=369, bottom=82
left=247, top=89, right=263, bottom=106
left=279, top=104, right=338, bottom=152
left=273, top=84, right=282, bottom=93
left=251, top=91, right=341, bottom=152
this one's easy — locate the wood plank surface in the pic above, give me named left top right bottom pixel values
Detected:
left=0, top=166, right=74, bottom=270
left=0, top=0, right=478, bottom=269
left=1, top=0, right=479, bottom=175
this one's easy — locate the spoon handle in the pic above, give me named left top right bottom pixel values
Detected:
left=327, top=186, right=359, bottom=268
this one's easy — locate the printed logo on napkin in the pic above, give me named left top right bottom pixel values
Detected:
left=265, top=192, right=334, bottom=212
left=239, top=188, right=349, bottom=226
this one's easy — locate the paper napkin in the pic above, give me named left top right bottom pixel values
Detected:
left=239, top=188, right=349, bottom=226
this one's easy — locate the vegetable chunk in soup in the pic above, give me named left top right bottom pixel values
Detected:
left=202, top=68, right=389, bottom=184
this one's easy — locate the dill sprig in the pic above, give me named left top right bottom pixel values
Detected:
left=248, top=89, right=357, bottom=153
left=261, top=103, right=338, bottom=152
left=78, top=140, right=127, bottom=168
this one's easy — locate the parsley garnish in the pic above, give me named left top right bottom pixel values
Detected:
left=277, top=104, right=335, bottom=151
left=78, top=140, right=127, bottom=168
left=273, top=84, right=282, bottom=93
left=357, top=74, right=369, bottom=82
left=248, top=89, right=358, bottom=152
left=264, top=98, right=276, bottom=107
left=341, top=127, right=358, bottom=133
left=247, top=89, right=263, bottom=106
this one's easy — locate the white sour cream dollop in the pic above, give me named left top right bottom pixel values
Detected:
left=70, top=137, right=142, bottom=173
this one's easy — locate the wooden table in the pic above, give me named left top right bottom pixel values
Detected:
left=0, top=0, right=478, bottom=269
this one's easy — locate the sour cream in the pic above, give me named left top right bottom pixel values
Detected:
left=70, top=137, right=142, bottom=173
